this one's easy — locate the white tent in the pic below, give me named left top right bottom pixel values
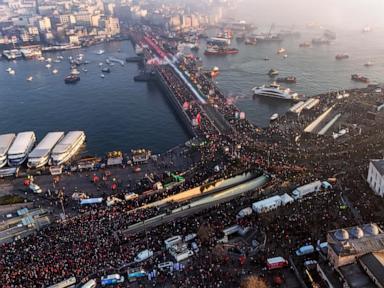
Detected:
left=280, top=193, right=294, bottom=205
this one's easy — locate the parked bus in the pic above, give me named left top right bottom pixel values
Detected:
left=266, top=257, right=289, bottom=270
left=164, top=235, right=182, bottom=249
left=100, top=274, right=124, bottom=286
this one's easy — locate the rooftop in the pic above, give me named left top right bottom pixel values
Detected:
left=371, top=159, right=384, bottom=176
left=359, top=251, right=384, bottom=287
left=339, top=263, right=375, bottom=288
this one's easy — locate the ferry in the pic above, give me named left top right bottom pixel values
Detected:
left=0, top=134, right=16, bottom=168
left=252, top=82, right=300, bottom=101
left=27, top=132, right=64, bottom=168
left=7, top=132, right=36, bottom=166
left=51, top=131, right=86, bottom=166
left=204, top=47, right=239, bottom=56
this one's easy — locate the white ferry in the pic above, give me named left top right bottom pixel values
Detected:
left=27, top=132, right=64, bottom=169
left=51, top=131, right=86, bottom=166
left=252, top=82, right=300, bottom=100
left=0, top=134, right=16, bottom=168
left=7, top=132, right=36, bottom=166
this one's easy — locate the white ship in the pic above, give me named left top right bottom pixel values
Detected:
left=51, top=131, right=86, bottom=165
left=27, top=132, right=64, bottom=168
left=0, top=134, right=16, bottom=168
left=7, top=131, right=36, bottom=166
left=252, top=82, right=300, bottom=100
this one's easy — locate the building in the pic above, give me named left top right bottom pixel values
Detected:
left=38, top=17, right=51, bottom=31
left=367, top=159, right=384, bottom=197
left=327, top=224, right=384, bottom=288
left=104, top=17, right=120, bottom=37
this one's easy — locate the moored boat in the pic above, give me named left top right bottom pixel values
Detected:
left=270, top=113, right=279, bottom=121
left=252, top=82, right=301, bottom=101
left=64, top=75, right=80, bottom=84
left=7, top=131, right=36, bottom=166
left=268, top=69, right=279, bottom=77
left=0, top=134, right=16, bottom=168
left=335, top=53, right=349, bottom=60
left=27, top=132, right=64, bottom=168
left=51, top=131, right=86, bottom=166
left=351, top=74, right=369, bottom=83
left=276, top=76, right=296, bottom=83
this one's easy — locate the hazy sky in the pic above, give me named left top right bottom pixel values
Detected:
left=232, top=0, right=384, bottom=29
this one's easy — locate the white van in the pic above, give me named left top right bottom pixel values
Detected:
left=81, top=279, right=96, bottom=288
left=134, top=249, right=153, bottom=263
left=173, top=250, right=194, bottom=262
left=164, top=235, right=182, bottom=249
left=184, top=233, right=197, bottom=242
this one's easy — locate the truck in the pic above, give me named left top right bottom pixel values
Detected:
left=295, top=244, right=315, bottom=256
left=291, top=180, right=322, bottom=200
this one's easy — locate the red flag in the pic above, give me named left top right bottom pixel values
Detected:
left=196, top=113, right=201, bottom=126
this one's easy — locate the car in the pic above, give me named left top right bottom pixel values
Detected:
left=134, top=249, right=153, bottom=263
left=29, top=183, right=42, bottom=194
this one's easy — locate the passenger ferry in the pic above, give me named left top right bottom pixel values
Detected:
left=252, top=82, right=301, bottom=101
left=0, top=134, right=16, bottom=168
left=7, top=132, right=36, bottom=166
left=51, top=131, right=86, bottom=166
left=27, top=132, right=64, bottom=168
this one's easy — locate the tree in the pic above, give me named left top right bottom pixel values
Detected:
left=240, top=275, right=268, bottom=288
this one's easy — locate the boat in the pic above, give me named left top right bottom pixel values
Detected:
left=0, top=134, right=16, bottom=168
left=364, top=61, right=374, bottom=67
left=204, top=46, right=239, bottom=56
left=64, top=75, right=80, bottom=84
left=7, top=131, right=36, bottom=166
left=101, top=67, right=110, bottom=73
left=270, top=113, right=279, bottom=121
left=82, top=68, right=88, bottom=72
left=263, top=57, right=270, bottom=61
left=245, top=37, right=257, bottom=45
left=190, top=44, right=199, bottom=51
left=276, top=76, right=296, bottom=83
left=2, top=49, right=22, bottom=60
left=351, top=74, right=369, bottom=83
left=312, top=38, right=331, bottom=45
left=210, top=66, right=220, bottom=78
left=99, top=62, right=103, bottom=66
left=335, top=53, right=349, bottom=60
left=106, top=59, right=111, bottom=65
left=27, top=76, right=33, bottom=81
left=126, top=56, right=143, bottom=63
left=27, top=132, right=64, bottom=168
left=252, top=82, right=301, bottom=100
left=100, top=74, right=105, bottom=78
left=96, top=49, right=105, bottom=55
left=283, top=54, right=288, bottom=59
left=299, top=42, right=311, bottom=48
left=6, top=67, right=12, bottom=72
left=45, top=64, right=51, bottom=68
left=70, top=68, right=80, bottom=75
left=324, top=29, right=336, bottom=40
left=9, top=69, right=15, bottom=75
left=52, top=69, right=58, bottom=74
left=51, top=131, right=86, bottom=166
left=277, top=48, right=286, bottom=54
left=268, top=69, right=279, bottom=77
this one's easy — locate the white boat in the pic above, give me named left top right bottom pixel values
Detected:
left=27, top=76, right=33, bottom=81
left=270, top=113, right=279, bottom=121
left=96, top=49, right=105, bottom=55
left=6, top=67, right=12, bottom=72
left=283, top=54, right=288, bottom=59
left=100, top=74, right=105, bottom=78
left=46, top=64, right=51, bottom=68
left=252, top=82, right=300, bottom=100
left=82, top=68, right=88, bottom=73
left=52, top=69, right=58, bottom=74
left=70, top=68, right=80, bottom=75
left=46, top=58, right=52, bottom=62
left=51, top=131, right=86, bottom=166
left=364, top=61, right=374, bottom=67
left=27, top=132, right=64, bottom=168
left=7, top=131, right=36, bottom=166
left=277, top=48, right=286, bottom=54
left=99, top=62, right=103, bottom=66
left=0, top=134, right=16, bottom=168
left=9, top=69, right=15, bottom=75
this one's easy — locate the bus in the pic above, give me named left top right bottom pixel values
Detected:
left=48, top=277, right=76, bottom=288
left=164, top=235, right=182, bottom=249
left=101, top=274, right=124, bottom=286
left=266, top=257, right=289, bottom=270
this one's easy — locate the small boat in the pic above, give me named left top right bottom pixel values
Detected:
left=106, top=59, right=111, bottom=65
left=283, top=54, right=288, bottom=59
left=6, top=67, right=12, bottom=72
left=268, top=69, right=279, bottom=77
left=101, top=67, right=110, bottom=73
left=64, top=74, right=80, bottom=84
left=276, top=76, right=296, bottom=83
left=270, top=113, right=279, bottom=121
left=96, top=49, right=105, bottom=55
left=277, top=48, right=286, bottom=54
left=82, top=68, right=88, bottom=72
left=70, top=68, right=80, bottom=75
left=263, top=57, right=270, bottom=61
left=364, top=61, right=373, bottom=67
left=53, top=59, right=61, bottom=63
left=9, top=69, right=15, bottom=75
left=335, top=53, right=349, bottom=60
left=46, top=58, right=52, bottom=62
left=351, top=74, right=369, bottom=83
left=99, top=62, right=103, bottom=66
left=27, top=76, right=33, bottom=81
left=299, top=42, right=311, bottom=48
left=52, top=69, right=58, bottom=74
left=100, top=74, right=105, bottom=78
left=46, top=64, right=52, bottom=68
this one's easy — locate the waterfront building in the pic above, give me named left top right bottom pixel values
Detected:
left=104, top=16, right=120, bottom=37
left=367, top=160, right=384, bottom=197
left=38, top=16, right=52, bottom=31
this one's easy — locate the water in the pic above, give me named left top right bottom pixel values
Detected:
left=196, top=27, right=384, bottom=127
left=0, top=41, right=189, bottom=155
